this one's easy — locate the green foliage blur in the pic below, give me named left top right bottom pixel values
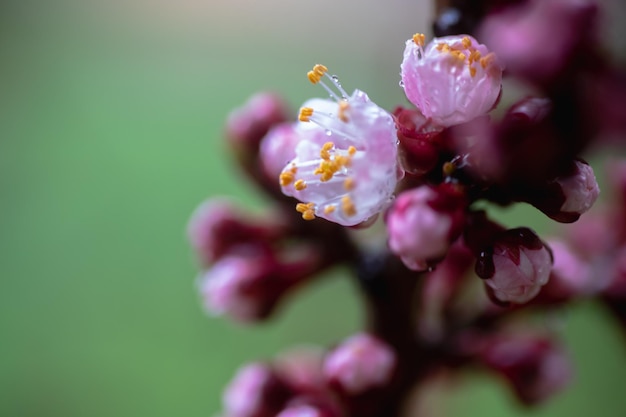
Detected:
left=0, top=1, right=624, bottom=417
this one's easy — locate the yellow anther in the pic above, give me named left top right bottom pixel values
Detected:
left=462, top=36, right=472, bottom=49
left=324, top=205, right=336, bottom=215
left=348, top=146, right=357, bottom=156
left=469, top=50, right=482, bottom=64
left=443, top=161, right=456, bottom=177
left=450, top=50, right=466, bottom=61
left=338, top=101, right=350, bottom=122
left=299, top=107, right=314, bottom=122
left=294, top=179, right=307, bottom=191
left=469, top=66, right=477, bottom=77
left=412, top=33, right=426, bottom=47
left=320, top=142, right=334, bottom=160
left=480, top=53, right=495, bottom=69
left=279, top=171, right=295, bottom=186
left=307, top=64, right=328, bottom=84
left=341, top=196, right=357, bottom=217
left=343, top=177, right=355, bottom=191
left=296, top=202, right=316, bottom=221
left=436, top=43, right=450, bottom=53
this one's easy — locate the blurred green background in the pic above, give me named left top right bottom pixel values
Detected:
left=0, top=1, right=625, bottom=416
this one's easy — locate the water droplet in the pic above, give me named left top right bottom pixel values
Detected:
left=331, top=75, right=339, bottom=82
left=426, top=266, right=434, bottom=272
left=399, top=80, right=405, bottom=87
left=325, top=129, right=332, bottom=136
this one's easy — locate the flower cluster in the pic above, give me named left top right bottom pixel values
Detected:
left=188, top=0, right=626, bottom=416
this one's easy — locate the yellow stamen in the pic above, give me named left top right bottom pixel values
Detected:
left=443, top=161, right=456, bottom=177
left=279, top=171, right=295, bottom=186
left=462, top=36, right=472, bottom=49
left=343, top=177, right=355, bottom=191
left=436, top=43, right=450, bottom=53
left=324, top=205, right=336, bottom=215
left=469, top=66, right=477, bottom=77
left=296, top=202, right=316, bottom=221
left=338, top=101, right=350, bottom=122
left=348, top=146, right=356, bottom=156
left=412, top=33, right=426, bottom=47
left=450, top=50, right=466, bottom=61
left=294, top=179, right=307, bottom=191
left=320, top=142, right=334, bottom=160
left=469, top=50, right=482, bottom=64
left=299, top=107, right=314, bottom=122
left=480, top=53, right=495, bottom=69
left=341, top=196, right=356, bottom=217
left=307, top=64, right=328, bottom=84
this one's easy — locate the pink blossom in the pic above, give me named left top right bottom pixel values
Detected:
left=279, top=65, right=400, bottom=226
left=481, top=228, right=553, bottom=304
left=323, top=333, right=396, bottom=395
left=386, top=185, right=466, bottom=271
left=557, top=160, right=600, bottom=215
left=401, top=34, right=503, bottom=127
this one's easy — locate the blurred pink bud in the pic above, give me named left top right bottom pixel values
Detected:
left=280, top=82, right=399, bottom=226
left=223, top=363, right=291, bottom=417
left=276, top=404, right=336, bottom=417
left=557, top=160, right=599, bottom=215
left=477, top=228, right=552, bottom=304
left=187, top=198, right=286, bottom=266
left=480, top=334, right=573, bottom=405
left=260, top=123, right=301, bottom=181
left=274, top=346, right=326, bottom=394
left=536, top=240, right=595, bottom=303
left=198, top=251, right=277, bottom=322
left=479, top=0, right=597, bottom=86
left=387, top=185, right=466, bottom=271
left=226, top=92, right=290, bottom=151
left=323, top=333, right=396, bottom=395
left=401, top=34, right=503, bottom=127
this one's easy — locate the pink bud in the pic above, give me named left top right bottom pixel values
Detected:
left=401, top=34, right=503, bottom=127
left=557, top=160, right=600, bottom=215
left=323, top=333, right=396, bottom=395
left=260, top=123, right=301, bottom=181
left=276, top=404, right=334, bottom=417
left=226, top=92, right=290, bottom=151
left=187, top=198, right=286, bottom=266
left=387, top=185, right=466, bottom=271
left=477, top=228, right=553, bottom=304
left=223, top=363, right=291, bottom=417
left=538, top=239, right=594, bottom=302
left=480, top=333, right=572, bottom=405
left=198, top=251, right=276, bottom=322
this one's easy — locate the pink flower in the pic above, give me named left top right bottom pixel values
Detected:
left=279, top=65, right=400, bottom=227
left=401, top=34, right=503, bottom=127
left=477, top=228, right=553, bottom=304
left=557, top=160, right=600, bottom=215
left=323, top=333, right=396, bottom=395
left=386, top=185, right=466, bottom=271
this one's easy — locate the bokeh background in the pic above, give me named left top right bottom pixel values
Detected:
left=1, top=1, right=625, bottom=416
